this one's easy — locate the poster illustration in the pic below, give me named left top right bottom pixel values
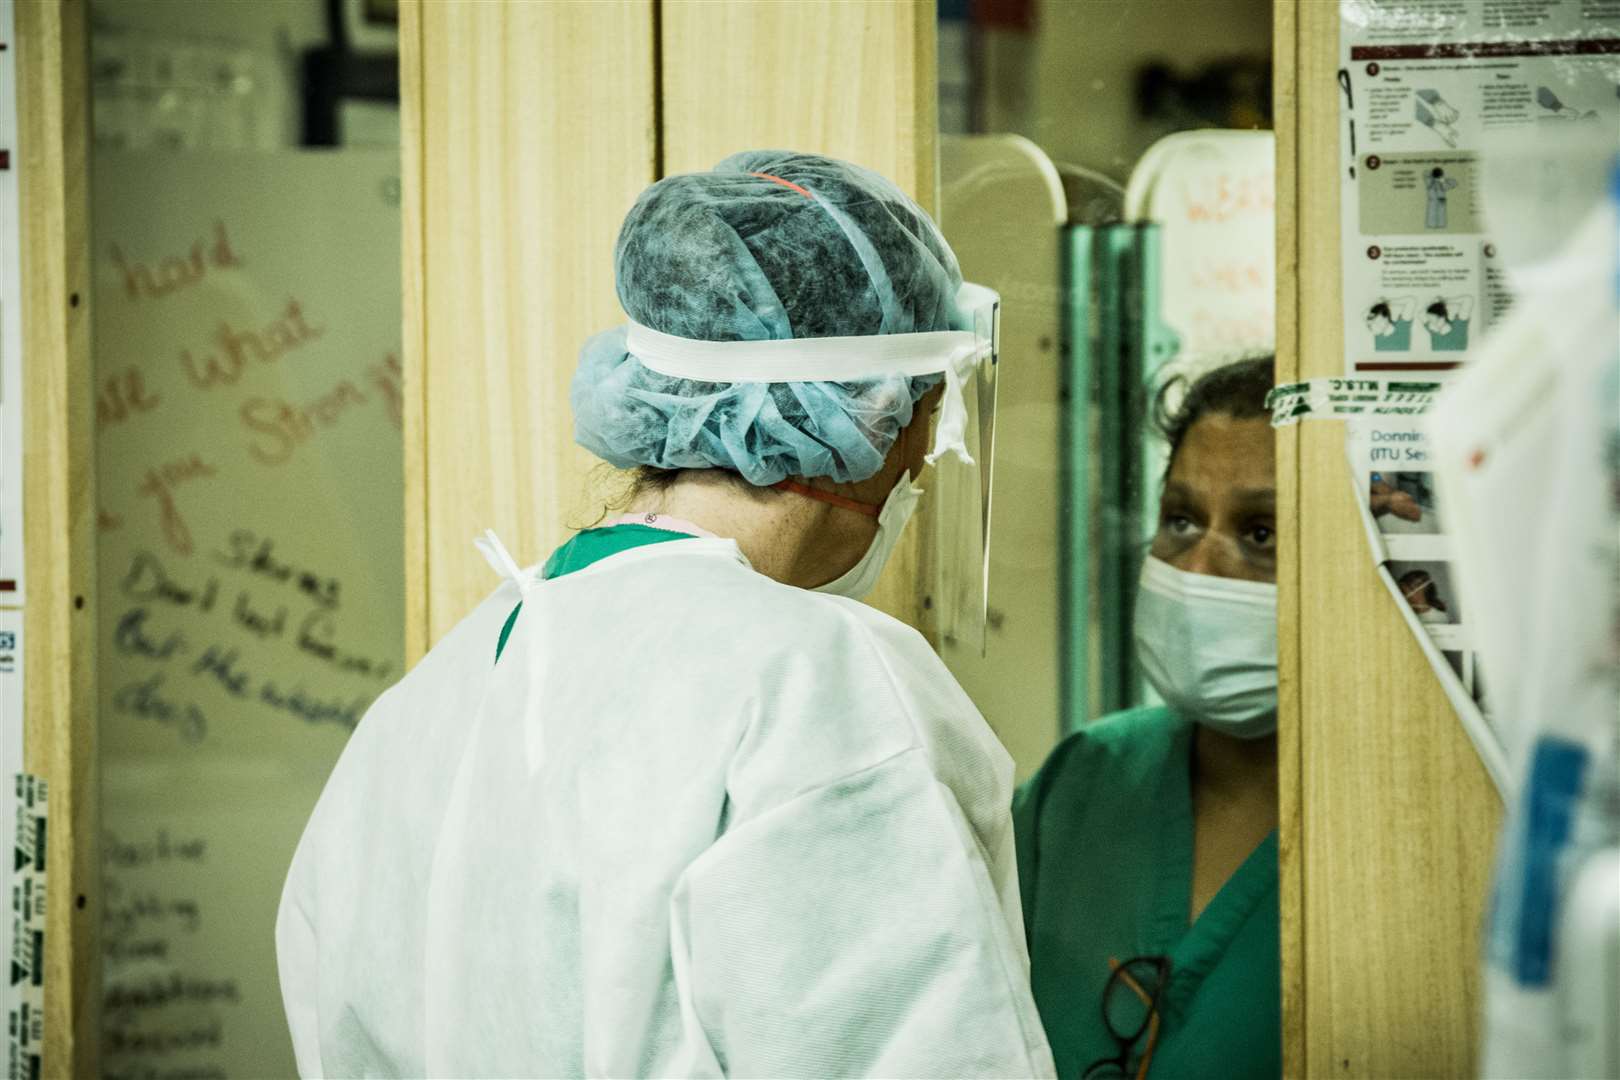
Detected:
left=1339, top=0, right=1620, bottom=375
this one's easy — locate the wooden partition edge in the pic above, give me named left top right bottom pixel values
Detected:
left=414, top=2, right=658, bottom=642
left=659, top=0, right=939, bottom=640
left=908, top=0, right=941, bottom=647
left=16, top=0, right=98, bottom=1073
left=399, top=0, right=429, bottom=667
left=909, top=2, right=940, bottom=217
left=1272, top=1, right=1305, bottom=1075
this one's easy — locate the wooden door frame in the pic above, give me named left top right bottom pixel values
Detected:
left=1274, top=4, right=1501, bottom=1075
left=16, top=0, right=98, bottom=1073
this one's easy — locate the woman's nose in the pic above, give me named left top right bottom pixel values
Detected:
left=1171, top=535, right=1236, bottom=579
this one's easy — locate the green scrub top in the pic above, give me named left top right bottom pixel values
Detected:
left=495, top=524, right=695, bottom=663
left=1013, top=706, right=1280, bottom=1079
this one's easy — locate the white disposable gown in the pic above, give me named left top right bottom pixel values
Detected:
left=276, top=537, right=1056, bottom=1078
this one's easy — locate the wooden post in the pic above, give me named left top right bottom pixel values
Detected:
left=1275, top=3, right=1502, bottom=1075
left=15, top=0, right=97, bottom=1073
left=400, top=0, right=658, bottom=656
left=660, top=0, right=939, bottom=633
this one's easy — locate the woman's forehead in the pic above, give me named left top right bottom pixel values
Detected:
left=1169, top=414, right=1275, bottom=494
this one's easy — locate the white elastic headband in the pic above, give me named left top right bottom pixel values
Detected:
left=625, top=324, right=981, bottom=382
left=624, top=283, right=999, bottom=466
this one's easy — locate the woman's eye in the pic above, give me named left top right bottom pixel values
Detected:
left=1247, top=524, right=1275, bottom=547
left=1163, top=514, right=1196, bottom=536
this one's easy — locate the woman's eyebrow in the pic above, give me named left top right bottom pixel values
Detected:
left=1232, top=487, right=1277, bottom=511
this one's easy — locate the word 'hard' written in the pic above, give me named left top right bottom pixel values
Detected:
left=110, top=220, right=242, bottom=303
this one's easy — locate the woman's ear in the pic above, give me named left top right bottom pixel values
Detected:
left=899, top=383, right=948, bottom=477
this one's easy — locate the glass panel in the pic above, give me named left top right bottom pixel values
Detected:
left=90, top=2, right=402, bottom=1076
left=936, top=1, right=1275, bottom=778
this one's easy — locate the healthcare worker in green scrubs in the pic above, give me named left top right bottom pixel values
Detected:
left=1014, top=356, right=1280, bottom=1079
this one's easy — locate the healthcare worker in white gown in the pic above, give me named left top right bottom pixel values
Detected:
left=276, top=150, right=1057, bottom=1079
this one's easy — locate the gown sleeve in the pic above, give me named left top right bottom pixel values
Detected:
left=668, top=747, right=1056, bottom=1079
left=275, top=859, right=325, bottom=1078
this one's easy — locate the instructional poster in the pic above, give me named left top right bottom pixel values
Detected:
left=1333, top=0, right=1620, bottom=792
left=1339, top=0, right=1620, bottom=374
left=0, top=0, right=24, bottom=601
left=1349, top=418, right=1498, bottom=733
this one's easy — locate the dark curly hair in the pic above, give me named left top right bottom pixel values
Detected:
left=1151, top=355, right=1276, bottom=473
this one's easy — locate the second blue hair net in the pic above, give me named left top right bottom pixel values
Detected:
left=571, top=150, right=965, bottom=486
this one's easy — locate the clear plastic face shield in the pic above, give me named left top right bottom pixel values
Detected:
left=932, top=284, right=1000, bottom=654
left=620, top=282, right=1001, bottom=617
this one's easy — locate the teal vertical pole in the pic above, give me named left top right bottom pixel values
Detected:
left=1096, top=226, right=1137, bottom=715
left=1093, top=223, right=1181, bottom=716
left=1061, top=226, right=1093, bottom=734
left=1135, top=223, right=1179, bottom=554
left=1131, top=224, right=1180, bottom=709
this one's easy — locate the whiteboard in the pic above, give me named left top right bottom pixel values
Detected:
left=93, top=151, right=402, bottom=1079
left=1125, top=129, right=1276, bottom=372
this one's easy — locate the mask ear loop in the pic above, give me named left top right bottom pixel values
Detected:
left=771, top=479, right=882, bottom=516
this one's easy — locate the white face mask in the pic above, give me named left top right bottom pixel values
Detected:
left=1132, top=555, right=1278, bottom=739
left=812, top=472, right=923, bottom=600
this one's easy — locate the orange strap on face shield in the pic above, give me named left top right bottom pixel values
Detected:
left=771, top=479, right=881, bottom=517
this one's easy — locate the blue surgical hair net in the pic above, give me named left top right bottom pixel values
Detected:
left=571, top=150, right=965, bottom=486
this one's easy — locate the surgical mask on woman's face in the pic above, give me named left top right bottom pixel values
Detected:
left=1133, top=555, right=1278, bottom=739
left=813, top=472, right=923, bottom=600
